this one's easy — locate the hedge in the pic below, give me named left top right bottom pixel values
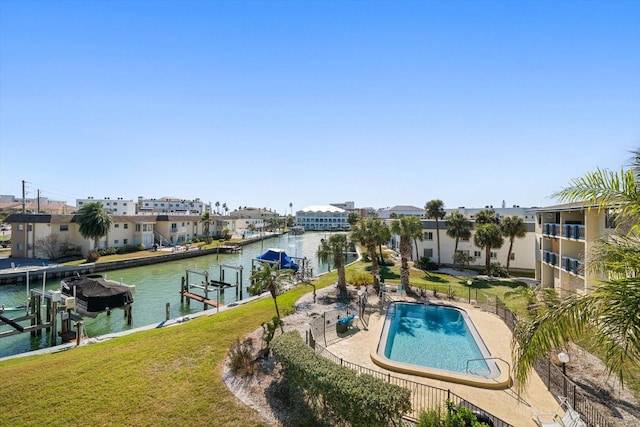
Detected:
left=271, top=332, right=411, bottom=426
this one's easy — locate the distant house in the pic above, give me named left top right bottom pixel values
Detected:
left=378, top=205, right=424, bottom=219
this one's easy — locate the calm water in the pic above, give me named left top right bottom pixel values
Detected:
left=383, top=303, right=492, bottom=376
left=0, top=232, right=348, bottom=359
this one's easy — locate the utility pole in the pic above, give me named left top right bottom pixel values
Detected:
left=37, top=189, right=41, bottom=213
left=22, top=180, right=26, bottom=213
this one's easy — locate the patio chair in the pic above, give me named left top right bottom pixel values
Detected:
left=533, top=397, right=586, bottom=427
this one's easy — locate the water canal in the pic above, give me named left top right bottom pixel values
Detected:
left=0, top=232, right=350, bottom=359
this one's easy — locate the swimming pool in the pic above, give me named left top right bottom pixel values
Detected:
left=371, top=302, right=510, bottom=389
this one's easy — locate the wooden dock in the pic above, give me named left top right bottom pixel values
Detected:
left=179, top=290, right=220, bottom=308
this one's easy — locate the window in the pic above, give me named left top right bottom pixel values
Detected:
left=424, top=232, right=433, bottom=240
left=460, top=237, right=469, bottom=241
left=114, top=224, right=120, bottom=228
left=114, top=240, right=119, bottom=244
left=18, top=224, right=24, bottom=231
left=123, top=239, right=128, bottom=244
left=124, top=224, right=128, bottom=229
left=28, top=225, right=32, bottom=231
left=474, top=251, right=482, bottom=257
left=510, top=253, right=515, bottom=260
left=17, top=243, right=23, bottom=250
left=423, top=248, right=433, bottom=258
left=490, top=252, right=497, bottom=258
left=60, top=225, right=69, bottom=232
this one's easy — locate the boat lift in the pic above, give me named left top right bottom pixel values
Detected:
left=180, top=264, right=243, bottom=313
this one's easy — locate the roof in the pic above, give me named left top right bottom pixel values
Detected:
left=529, top=201, right=602, bottom=212
left=386, top=205, right=423, bottom=211
left=298, top=205, right=346, bottom=213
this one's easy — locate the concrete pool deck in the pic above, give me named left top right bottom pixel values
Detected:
left=322, top=291, right=560, bottom=426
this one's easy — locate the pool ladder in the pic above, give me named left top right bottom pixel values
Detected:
left=466, top=357, right=511, bottom=381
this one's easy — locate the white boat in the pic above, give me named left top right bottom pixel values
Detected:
left=290, top=226, right=305, bottom=235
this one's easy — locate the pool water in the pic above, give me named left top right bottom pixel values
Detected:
left=380, top=302, right=498, bottom=378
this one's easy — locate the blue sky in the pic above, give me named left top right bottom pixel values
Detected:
left=1, top=0, right=638, bottom=214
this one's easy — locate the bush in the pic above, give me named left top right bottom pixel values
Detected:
left=416, top=256, right=438, bottom=271
left=227, top=338, right=256, bottom=377
left=272, top=332, right=411, bottom=426
left=417, top=401, right=492, bottom=426
left=489, top=262, right=508, bottom=278
left=86, top=251, right=100, bottom=263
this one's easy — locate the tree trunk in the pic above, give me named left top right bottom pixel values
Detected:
left=400, top=237, right=411, bottom=291
left=367, top=243, right=379, bottom=287
left=485, top=246, right=491, bottom=275
left=506, top=239, right=514, bottom=273
left=435, top=219, right=441, bottom=265
left=453, top=238, right=459, bottom=266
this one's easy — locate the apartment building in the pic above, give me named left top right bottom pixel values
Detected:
left=532, top=202, right=613, bottom=296
left=406, top=207, right=537, bottom=271
left=77, top=197, right=136, bottom=215
left=296, top=205, right=349, bottom=231
left=136, top=196, right=208, bottom=215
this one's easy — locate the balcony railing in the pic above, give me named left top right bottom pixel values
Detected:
left=561, top=256, right=584, bottom=276
left=562, top=224, right=585, bottom=240
left=543, top=250, right=559, bottom=266
left=543, top=223, right=560, bottom=237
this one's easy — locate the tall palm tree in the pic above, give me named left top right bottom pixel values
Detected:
left=316, top=233, right=348, bottom=295
left=350, top=217, right=383, bottom=287
left=445, top=211, right=472, bottom=266
left=425, top=200, right=446, bottom=265
left=390, top=216, right=423, bottom=292
left=75, top=202, right=113, bottom=252
left=222, top=203, right=228, bottom=216
left=501, top=215, right=527, bottom=274
left=215, top=201, right=220, bottom=214
left=289, top=202, right=293, bottom=216
left=473, top=223, right=504, bottom=275
left=376, top=221, right=391, bottom=264
left=200, top=211, right=212, bottom=244
left=513, top=147, right=640, bottom=391
left=249, top=261, right=292, bottom=326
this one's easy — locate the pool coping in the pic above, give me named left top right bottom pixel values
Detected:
left=371, top=301, right=512, bottom=389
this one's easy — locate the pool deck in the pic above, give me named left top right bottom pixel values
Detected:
left=323, top=291, right=560, bottom=426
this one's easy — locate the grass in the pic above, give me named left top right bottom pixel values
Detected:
left=0, top=269, right=338, bottom=426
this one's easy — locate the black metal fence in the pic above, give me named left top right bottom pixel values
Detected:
left=314, top=344, right=512, bottom=427
left=477, top=294, right=612, bottom=427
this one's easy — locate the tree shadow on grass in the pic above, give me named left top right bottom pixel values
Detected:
left=424, top=275, right=447, bottom=283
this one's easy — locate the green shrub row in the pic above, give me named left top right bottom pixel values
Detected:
left=97, top=244, right=145, bottom=256
left=271, top=332, right=411, bottom=426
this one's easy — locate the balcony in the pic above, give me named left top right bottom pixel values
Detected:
left=562, top=224, right=585, bottom=240
left=561, top=255, right=584, bottom=276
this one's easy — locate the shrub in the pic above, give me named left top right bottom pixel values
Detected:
left=489, top=262, right=508, bottom=278
left=227, top=338, right=256, bottom=377
left=417, top=401, right=492, bottom=427
left=86, top=251, right=100, bottom=263
left=416, top=256, right=438, bottom=271
left=272, top=332, right=411, bottom=426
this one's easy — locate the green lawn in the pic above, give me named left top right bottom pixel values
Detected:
left=0, top=267, right=337, bottom=426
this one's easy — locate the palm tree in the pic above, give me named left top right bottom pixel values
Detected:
left=501, top=215, right=527, bottom=274
left=289, top=202, right=293, bottom=216
left=347, top=211, right=360, bottom=227
left=504, top=284, right=559, bottom=317
left=473, top=223, right=504, bottom=275
left=513, top=147, right=640, bottom=391
left=215, top=201, right=220, bottom=214
left=390, top=216, right=423, bottom=292
left=376, top=221, right=391, bottom=264
left=200, top=211, right=212, bottom=244
left=475, top=208, right=499, bottom=225
left=425, top=200, right=446, bottom=265
left=316, top=233, right=348, bottom=296
left=222, top=203, right=228, bottom=216
left=445, top=211, right=472, bottom=266
left=75, top=202, right=113, bottom=252
left=350, top=217, right=383, bottom=288
left=249, top=261, right=292, bottom=326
